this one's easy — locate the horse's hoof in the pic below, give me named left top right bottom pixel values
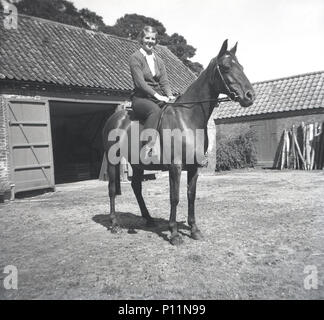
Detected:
left=191, top=230, right=204, bottom=240
left=170, top=234, right=184, bottom=246
left=145, top=218, right=157, bottom=228
left=111, top=225, right=121, bottom=234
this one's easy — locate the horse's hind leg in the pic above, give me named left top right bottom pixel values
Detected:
left=131, top=166, right=156, bottom=227
left=107, top=163, right=120, bottom=233
left=169, top=164, right=183, bottom=245
left=187, top=166, right=203, bottom=240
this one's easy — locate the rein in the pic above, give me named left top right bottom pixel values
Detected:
left=169, top=96, right=230, bottom=106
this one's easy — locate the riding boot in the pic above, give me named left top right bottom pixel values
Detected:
left=142, top=137, right=161, bottom=162
left=142, top=111, right=161, bottom=162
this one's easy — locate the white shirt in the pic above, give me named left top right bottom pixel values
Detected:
left=140, top=48, right=156, bottom=77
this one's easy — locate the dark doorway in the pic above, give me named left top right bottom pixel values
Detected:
left=50, top=101, right=116, bottom=184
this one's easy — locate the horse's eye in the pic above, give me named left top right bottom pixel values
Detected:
left=220, top=65, right=230, bottom=72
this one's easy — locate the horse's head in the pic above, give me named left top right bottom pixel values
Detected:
left=210, top=39, right=255, bottom=107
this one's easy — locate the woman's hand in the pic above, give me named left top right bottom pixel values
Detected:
left=154, top=93, right=169, bottom=103
left=168, top=95, right=176, bottom=102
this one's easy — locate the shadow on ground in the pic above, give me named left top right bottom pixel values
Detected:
left=93, top=212, right=190, bottom=243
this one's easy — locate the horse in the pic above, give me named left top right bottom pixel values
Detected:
left=102, top=39, right=255, bottom=245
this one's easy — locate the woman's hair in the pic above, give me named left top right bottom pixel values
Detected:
left=137, top=25, right=158, bottom=44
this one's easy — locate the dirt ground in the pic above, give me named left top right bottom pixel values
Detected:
left=0, top=169, right=323, bottom=300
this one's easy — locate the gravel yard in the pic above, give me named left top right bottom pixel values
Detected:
left=0, top=169, right=323, bottom=299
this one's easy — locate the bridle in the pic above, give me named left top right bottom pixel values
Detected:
left=215, top=64, right=239, bottom=102
left=169, top=62, right=238, bottom=106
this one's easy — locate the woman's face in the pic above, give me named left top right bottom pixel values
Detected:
left=141, top=31, right=157, bottom=54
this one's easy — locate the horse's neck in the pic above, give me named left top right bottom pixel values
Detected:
left=178, top=69, right=218, bottom=128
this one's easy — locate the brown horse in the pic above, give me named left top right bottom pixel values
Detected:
left=102, top=39, right=255, bottom=245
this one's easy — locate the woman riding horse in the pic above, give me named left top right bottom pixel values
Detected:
left=103, top=39, right=255, bottom=245
left=129, top=26, right=175, bottom=161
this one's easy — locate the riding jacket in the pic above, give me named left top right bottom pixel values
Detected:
left=129, top=49, right=173, bottom=99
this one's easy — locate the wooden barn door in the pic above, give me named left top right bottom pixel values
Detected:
left=7, top=99, right=55, bottom=194
left=250, top=119, right=277, bottom=167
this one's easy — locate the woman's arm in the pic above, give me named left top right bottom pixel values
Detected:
left=129, top=55, right=157, bottom=97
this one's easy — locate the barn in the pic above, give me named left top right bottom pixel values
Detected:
left=213, top=71, right=324, bottom=168
left=0, top=13, right=196, bottom=199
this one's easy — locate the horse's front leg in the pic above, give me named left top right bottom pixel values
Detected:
left=131, top=166, right=156, bottom=227
left=107, top=163, right=120, bottom=233
left=187, top=166, right=203, bottom=240
left=169, top=164, right=183, bottom=245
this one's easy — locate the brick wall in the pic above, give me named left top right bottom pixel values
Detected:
left=0, top=96, right=10, bottom=194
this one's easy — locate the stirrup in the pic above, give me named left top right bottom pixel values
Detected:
left=142, top=144, right=160, bottom=162
left=142, top=143, right=151, bottom=154
left=143, top=145, right=153, bottom=160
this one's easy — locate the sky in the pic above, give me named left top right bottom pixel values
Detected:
left=72, top=0, right=324, bottom=82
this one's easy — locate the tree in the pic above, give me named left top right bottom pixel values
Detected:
left=15, top=0, right=87, bottom=28
left=79, top=8, right=105, bottom=31
left=164, top=33, right=195, bottom=60
left=108, top=13, right=166, bottom=39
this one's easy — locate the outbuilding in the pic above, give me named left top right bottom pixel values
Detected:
left=0, top=13, right=196, bottom=199
left=213, top=71, right=324, bottom=168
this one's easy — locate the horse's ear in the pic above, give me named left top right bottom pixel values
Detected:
left=218, top=39, right=228, bottom=57
left=230, top=42, right=238, bottom=55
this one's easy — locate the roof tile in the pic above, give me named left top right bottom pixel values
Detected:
left=0, top=14, right=196, bottom=94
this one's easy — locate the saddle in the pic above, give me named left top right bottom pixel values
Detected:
left=117, top=101, right=169, bottom=131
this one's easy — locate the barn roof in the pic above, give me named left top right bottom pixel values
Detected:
left=0, top=13, right=196, bottom=94
left=215, top=70, right=324, bottom=120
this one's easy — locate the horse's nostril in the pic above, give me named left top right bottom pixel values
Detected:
left=245, top=91, right=254, bottom=101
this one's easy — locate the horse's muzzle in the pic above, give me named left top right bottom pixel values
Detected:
left=239, top=89, right=255, bottom=107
